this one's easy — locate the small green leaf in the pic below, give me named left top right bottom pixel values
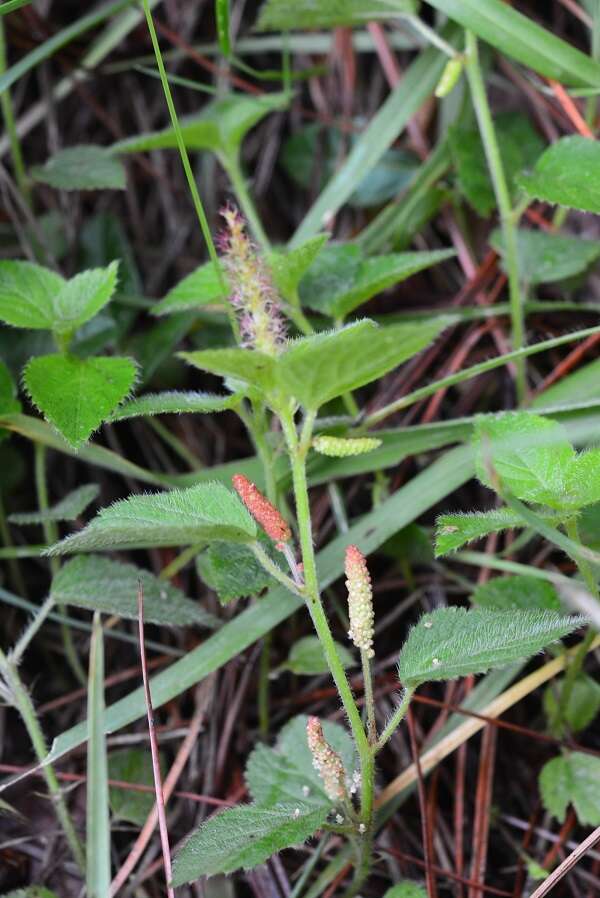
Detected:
left=109, top=391, right=240, bottom=421
left=284, top=636, right=355, bottom=676
left=278, top=318, right=449, bottom=410
left=540, top=753, right=600, bottom=824
left=299, top=243, right=362, bottom=314
left=47, top=482, right=256, bottom=554
left=86, top=612, right=110, bottom=898
left=490, top=228, right=600, bottom=285
left=152, top=261, right=226, bottom=315
left=472, top=575, right=562, bottom=612
left=435, top=508, right=525, bottom=556
left=51, top=556, right=219, bottom=628
left=564, top=449, right=600, bottom=509
left=9, top=483, right=99, bottom=525
left=24, top=354, right=136, bottom=449
left=543, top=674, right=600, bottom=734
left=108, top=748, right=156, bottom=825
left=52, top=261, right=119, bottom=338
left=517, top=136, right=600, bottom=214
left=398, top=607, right=585, bottom=687
left=172, top=803, right=327, bottom=882
left=0, top=360, right=20, bottom=416
left=31, top=145, right=126, bottom=191
left=179, top=348, right=276, bottom=394
left=269, top=235, right=328, bottom=301
left=384, top=884, right=428, bottom=898
left=0, top=261, right=65, bottom=330
left=197, top=541, right=275, bottom=604
left=255, top=0, right=416, bottom=30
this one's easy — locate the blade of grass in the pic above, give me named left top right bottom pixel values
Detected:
left=0, top=0, right=31, bottom=13
left=86, top=612, right=110, bottom=898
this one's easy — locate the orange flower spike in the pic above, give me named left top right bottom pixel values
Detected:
left=232, top=474, right=291, bottom=543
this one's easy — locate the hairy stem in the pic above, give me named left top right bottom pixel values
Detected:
left=375, top=686, right=415, bottom=753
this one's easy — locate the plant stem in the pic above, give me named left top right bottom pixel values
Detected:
left=0, top=646, right=84, bottom=870
left=361, top=650, right=376, bottom=745
left=0, top=492, right=27, bottom=596
left=258, top=629, right=271, bottom=739
left=223, top=152, right=271, bottom=252
left=10, top=595, right=55, bottom=664
left=158, top=542, right=204, bottom=581
left=251, top=540, right=303, bottom=596
left=0, top=17, right=29, bottom=203
left=375, top=686, right=415, bottom=753
left=464, top=30, right=526, bottom=402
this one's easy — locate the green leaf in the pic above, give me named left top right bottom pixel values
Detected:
left=384, top=885, right=428, bottom=898
left=172, top=803, right=328, bottom=882
left=278, top=318, right=449, bottom=410
left=299, top=243, right=362, bottom=314
left=179, top=348, right=276, bottom=394
left=255, top=0, right=416, bottom=29
left=490, top=229, right=600, bottom=286
left=47, top=482, right=256, bottom=554
left=0, top=360, right=20, bottom=416
left=86, top=612, right=110, bottom=898
left=51, top=556, right=219, bottom=628
left=197, top=541, right=274, bottom=604
left=9, top=483, right=99, bottom=525
left=532, top=358, right=600, bottom=410
left=31, top=145, right=126, bottom=191
left=435, top=508, right=525, bottom=556
left=109, top=391, right=240, bottom=421
left=0, top=261, right=65, bottom=330
left=543, top=674, right=600, bottom=735
left=540, top=753, right=600, bottom=824
left=24, top=354, right=137, bottom=449
left=398, top=607, right=585, bottom=687
left=152, top=261, right=226, bottom=315
left=472, top=575, right=562, bottom=612
left=284, top=636, right=355, bottom=676
left=51, top=261, right=119, bottom=338
left=269, top=235, right=328, bottom=302
left=0, top=889, right=60, bottom=898
left=564, top=449, right=600, bottom=510
left=517, top=137, right=600, bottom=214
left=246, top=715, right=355, bottom=808
left=108, top=748, right=155, bottom=825
left=474, top=412, right=575, bottom=510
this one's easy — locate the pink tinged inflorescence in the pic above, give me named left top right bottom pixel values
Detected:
left=345, top=545, right=375, bottom=659
left=220, top=205, right=287, bottom=356
left=232, top=474, right=292, bottom=543
left=306, top=717, right=347, bottom=803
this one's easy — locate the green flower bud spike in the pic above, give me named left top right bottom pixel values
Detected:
left=312, top=435, right=382, bottom=458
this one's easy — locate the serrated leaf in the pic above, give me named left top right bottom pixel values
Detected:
left=24, top=354, right=137, bottom=449
left=284, top=636, right=356, bottom=676
left=31, top=145, right=126, bottom=191
left=277, top=318, right=448, bottom=410
left=490, top=228, right=600, bottom=285
left=269, top=235, right=328, bottom=301
left=179, top=348, right=276, bottom=394
left=51, top=261, right=119, bottom=338
left=109, top=391, right=240, bottom=421
left=472, top=575, right=562, bottom=612
left=152, top=262, right=226, bottom=315
left=0, top=261, right=65, bottom=329
left=197, top=541, right=274, bottom=604
left=108, top=748, right=155, bottom=825
left=384, top=884, right=428, bottom=898
left=246, top=715, right=355, bottom=807
left=47, top=482, right=256, bottom=554
left=255, top=0, right=416, bottom=30
left=51, top=556, right=218, bottom=628
left=397, top=608, right=585, bottom=687
left=543, top=674, right=600, bottom=734
left=564, top=449, right=600, bottom=509
left=172, top=803, right=327, bottom=882
left=517, top=136, right=600, bottom=214
left=0, top=360, right=20, bottom=416
left=474, top=412, right=575, bottom=510
left=9, top=483, right=99, bottom=525
left=540, top=753, right=600, bottom=824
left=435, top=508, right=526, bottom=556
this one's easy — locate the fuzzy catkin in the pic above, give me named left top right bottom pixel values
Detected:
left=306, top=717, right=347, bottom=802
left=345, top=545, right=375, bottom=658
left=312, top=436, right=382, bottom=457
left=232, top=474, right=291, bottom=543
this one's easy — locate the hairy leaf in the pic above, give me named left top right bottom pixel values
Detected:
left=197, top=541, right=275, bottom=604
left=269, top=235, right=328, bottom=301
left=51, top=262, right=119, bottom=338
left=9, top=483, right=99, bottom=525
left=31, top=145, right=126, bottom=191
left=435, top=508, right=525, bottom=556
left=472, top=575, right=562, bottom=612
left=540, top=753, right=600, bottom=824
left=398, top=608, right=585, bottom=687
left=24, top=354, right=136, bottom=449
left=109, top=391, right=240, bottom=421
left=284, top=636, right=355, bottom=676
left=256, top=0, right=416, bottom=30
left=47, top=483, right=256, bottom=554
left=490, top=228, right=600, bottom=285
left=0, top=261, right=65, bottom=330
left=152, top=262, right=226, bottom=315
left=179, top=348, right=276, bottom=394
left=517, top=136, right=600, bottom=214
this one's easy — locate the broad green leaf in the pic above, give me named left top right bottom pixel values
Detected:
left=51, top=262, right=119, bottom=338
left=109, top=391, right=240, bottom=421
left=544, top=674, right=600, bottom=735
left=197, top=541, right=274, bottom=604
left=172, top=803, right=328, bottom=882
left=277, top=318, right=449, bottom=410
left=51, top=556, right=219, bottom=628
left=490, top=229, right=600, bottom=286
left=31, top=145, right=126, bottom=191
left=112, top=92, right=289, bottom=160
left=564, top=449, right=600, bottom=509
left=284, top=636, right=355, bottom=676
left=108, top=748, right=155, bottom=825
left=0, top=261, right=65, bottom=329
left=472, top=575, right=561, bottom=612
left=474, top=412, right=575, bottom=510
left=256, top=0, right=416, bottom=29
left=47, top=483, right=256, bottom=554
left=435, top=508, right=525, bottom=556
left=152, top=261, right=226, bottom=315
left=269, top=235, right=328, bottom=301
left=24, top=354, right=136, bottom=449
left=86, top=613, right=110, bottom=898
left=246, top=715, right=355, bottom=808
left=0, top=360, right=20, bottom=416
left=517, top=137, right=600, bottom=214
left=9, top=483, right=99, bottom=525
left=299, top=244, right=362, bottom=314
left=179, top=347, right=276, bottom=394
left=384, top=885, right=428, bottom=898
left=540, top=753, right=600, bottom=824
left=397, top=607, right=585, bottom=687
